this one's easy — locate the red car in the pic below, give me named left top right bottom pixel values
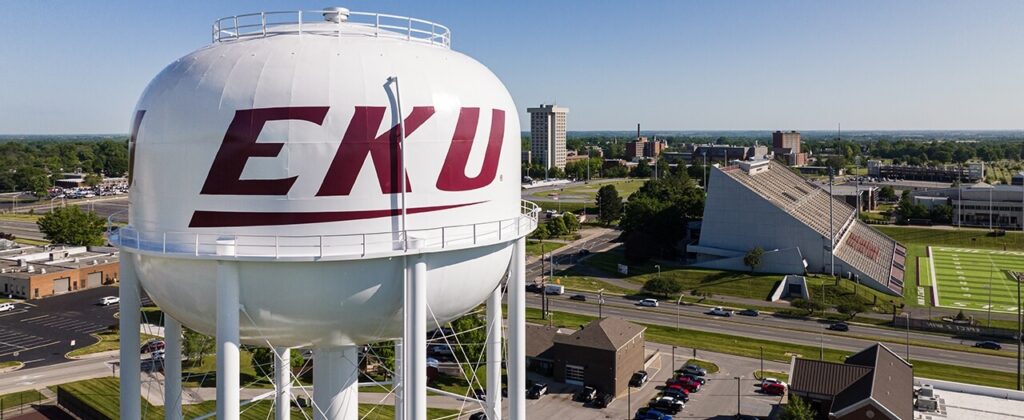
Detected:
left=667, top=376, right=701, bottom=393
left=665, top=383, right=689, bottom=394
left=140, top=340, right=165, bottom=354
left=762, top=382, right=786, bottom=396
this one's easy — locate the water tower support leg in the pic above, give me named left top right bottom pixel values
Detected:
left=313, top=346, right=359, bottom=420
left=274, top=347, right=291, bottom=420
left=508, top=238, right=527, bottom=420
left=164, top=316, right=183, bottom=420
left=216, top=261, right=241, bottom=420
left=118, top=254, right=141, bottom=420
left=485, top=285, right=503, bottom=420
left=407, top=257, right=428, bottom=420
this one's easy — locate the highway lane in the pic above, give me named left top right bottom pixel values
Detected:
left=0, top=352, right=118, bottom=395
left=527, top=293, right=1021, bottom=373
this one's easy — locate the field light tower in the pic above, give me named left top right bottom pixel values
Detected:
left=115, top=8, right=537, bottom=420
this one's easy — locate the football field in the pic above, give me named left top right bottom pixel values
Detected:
left=929, top=246, right=1023, bottom=313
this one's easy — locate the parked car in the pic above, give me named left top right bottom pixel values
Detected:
left=975, top=341, right=1002, bottom=350
left=100, top=296, right=120, bottom=305
left=761, top=377, right=786, bottom=388
left=526, top=383, right=548, bottom=399
left=661, top=388, right=689, bottom=402
left=468, top=413, right=487, bottom=420
left=648, top=396, right=684, bottom=414
left=635, top=407, right=672, bottom=420
left=679, top=364, right=707, bottom=377
left=707, top=306, right=732, bottom=317
left=680, top=373, right=706, bottom=385
left=629, top=370, right=649, bottom=387
left=545, top=284, right=565, bottom=295
left=636, top=298, right=659, bottom=307
left=668, top=377, right=701, bottom=393
left=526, top=283, right=544, bottom=293
left=737, top=308, right=759, bottom=317
left=140, top=340, right=165, bottom=354
left=0, top=303, right=15, bottom=312
left=592, top=392, right=613, bottom=408
left=578, top=249, right=591, bottom=256
left=828, top=322, right=850, bottom=332
left=762, top=382, right=787, bottom=395
left=151, top=350, right=165, bottom=361
left=574, top=386, right=597, bottom=403
left=569, top=294, right=587, bottom=302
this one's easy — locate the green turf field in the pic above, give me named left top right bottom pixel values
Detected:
left=930, top=246, right=1023, bottom=313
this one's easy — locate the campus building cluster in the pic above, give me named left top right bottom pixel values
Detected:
left=0, top=245, right=119, bottom=299
left=867, top=160, right=985, bottom=183
left=912, top=182, right=1024, bottom=229
left=689, top=160, right=906, bottom=296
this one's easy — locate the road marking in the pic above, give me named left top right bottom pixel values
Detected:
left=19, top=314, right=49, bottom=322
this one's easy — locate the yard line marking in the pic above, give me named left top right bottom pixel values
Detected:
left=19, top=314, right=49, bottom=322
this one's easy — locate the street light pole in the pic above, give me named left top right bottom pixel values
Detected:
left=760, top=346, right=764, bottom=380
left=676, top=294, right=683, bottom=331
left=904, top=312, right=911, bottom=361
left=598, top=288, right=605, bottom=319
left=735, top=376, right=742, bottom=417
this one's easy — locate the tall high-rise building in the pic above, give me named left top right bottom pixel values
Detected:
left=528, top=104, right=569, bottom=171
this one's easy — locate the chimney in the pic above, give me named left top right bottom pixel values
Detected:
left=637, top=123, right=641, bottom=141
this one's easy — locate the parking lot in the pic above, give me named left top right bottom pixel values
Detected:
left=520, top=343, right=786, bottom=419
left=0, top=286, right=123, bottom=367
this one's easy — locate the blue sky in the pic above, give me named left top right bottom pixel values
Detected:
left=1, top=1, right=1021, bottom=134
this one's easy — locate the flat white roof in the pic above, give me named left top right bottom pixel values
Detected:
left=918, top=387, right=1024, bottom=419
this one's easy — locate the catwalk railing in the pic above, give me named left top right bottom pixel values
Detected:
left=110, top=201, right=539, bottom=260
left=211, top=10, right=452, bottom=48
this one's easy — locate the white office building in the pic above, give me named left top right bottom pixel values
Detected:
left=527, top=104, right=569, bottom=172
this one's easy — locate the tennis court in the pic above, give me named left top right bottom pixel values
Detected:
left=929, top=246, right=1023, bottom=313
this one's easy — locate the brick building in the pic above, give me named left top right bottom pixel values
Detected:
left=0, top=245, right=119, bottom=299
left=526, top=317, right=646, bottom=397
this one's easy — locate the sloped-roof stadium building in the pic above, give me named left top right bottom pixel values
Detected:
left=688, top=160, right=906, bottom=296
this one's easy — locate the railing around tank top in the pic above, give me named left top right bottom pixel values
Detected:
left=110, top=200, right=539, bottom=260
left=211, top=10, right=452, bottom=48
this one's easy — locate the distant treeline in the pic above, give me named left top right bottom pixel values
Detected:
left=0, top=139, right=128, bottom=195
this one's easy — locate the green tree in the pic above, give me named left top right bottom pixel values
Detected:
left=183, top=327, right=214, bottom=366
left=929, top=204, right=953, bottom=224
left=642, top=276, right=683, bottom=297
left=596, top=185, right=623, bottom=226
left=621, top=171, right=704, bottom=261
left=561, top=213, right=580, bottom=233
left=878, top=185, right=897, bottom=201
left=835, top=301, right=868, bottom=320
left=36, top=205, right=106, bottom=245
left=779, top=394, right=817, bottom=420
left=449, top=314, right=487, bottom=364
left=631, top=160, right=652, bottom=178
left=82, top=173, right=104, bottom=187
left=743, top=247, right=764, bottom=273
left=367, top=341, right=396, bottom=376
left=548, top=217, right=568, bottom=237
left=531, top=223, right=551, bottom=240
left=250, top=347, right=305, bottom=378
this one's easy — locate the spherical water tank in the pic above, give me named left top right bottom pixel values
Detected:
left=122, top=9, right=528, bottom=348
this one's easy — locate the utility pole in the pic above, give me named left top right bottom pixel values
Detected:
left=541, top=249, right=547, bottom=320
left=760, top=346, right=764, bottom=380
left=735, top=376, right=742, bottom=417
left=598, top=288, right=605, bottom=319
left=905, top=312, right=911, bottom=361
left=672, top=346, right=677, bottom=373
left=819, top=333, right=824, bottom=360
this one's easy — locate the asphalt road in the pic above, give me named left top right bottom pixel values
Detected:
left=0, top=286, right=123, bottom=367
left=527, top=292, right=1021, bottom=373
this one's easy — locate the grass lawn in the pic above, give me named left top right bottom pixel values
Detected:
left=57, top=378, right=458, bottom=419
left=0, top=360, right=22, bottom=370
left=0, top=389, right=43, bottom=408
left=67, top=330, right=160, bottom=358
left=754, top=370, right=789, bottom=382
left=525, top=240, right=562, bottom=257
left=556, top=276, right=635, bottom=295
left=527, top=307, right=1021, bottom=389
left=930, top=246, right=1023, bottom=313
left=875, top=226, right=1024, bottom=251
left=0, top=213, right=41, bottom=222
left=532, top=200, right=588, bottom=214
left=683, top=359, right=719, bottom=374
left=14, top=237, right=49, bottom=246
left=552, top=179, right=646, bottom=201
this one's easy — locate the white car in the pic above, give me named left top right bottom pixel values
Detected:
left=636, top=298, right=659, bottom=307
left=762, top=377, right=786, bottom=387
left=100, top=296, right=120, bottom=305
left=0, top=303, right=15, bottom=312
left=708, top=306, right=732, bottom=317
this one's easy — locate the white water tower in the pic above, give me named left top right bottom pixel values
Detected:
left=116, top=8, right=536, bottom=420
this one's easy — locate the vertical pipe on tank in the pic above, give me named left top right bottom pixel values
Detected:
left=274, top=347, right=291, bottom=420
left=164, top=316, right=183, bottom=420
left=408, top=256, right=428, bottom=420
left=216, top=260, right=241, bottom=420
left=118, top=254, right=142, bottom=420
left=312, top=346, right=359, bottom=420
left=508, top=238, right=527, bottom=420
left=485, top=285, right=503, bottom=420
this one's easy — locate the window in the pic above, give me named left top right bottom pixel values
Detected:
left=565, top=364, right=585, bottom=384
